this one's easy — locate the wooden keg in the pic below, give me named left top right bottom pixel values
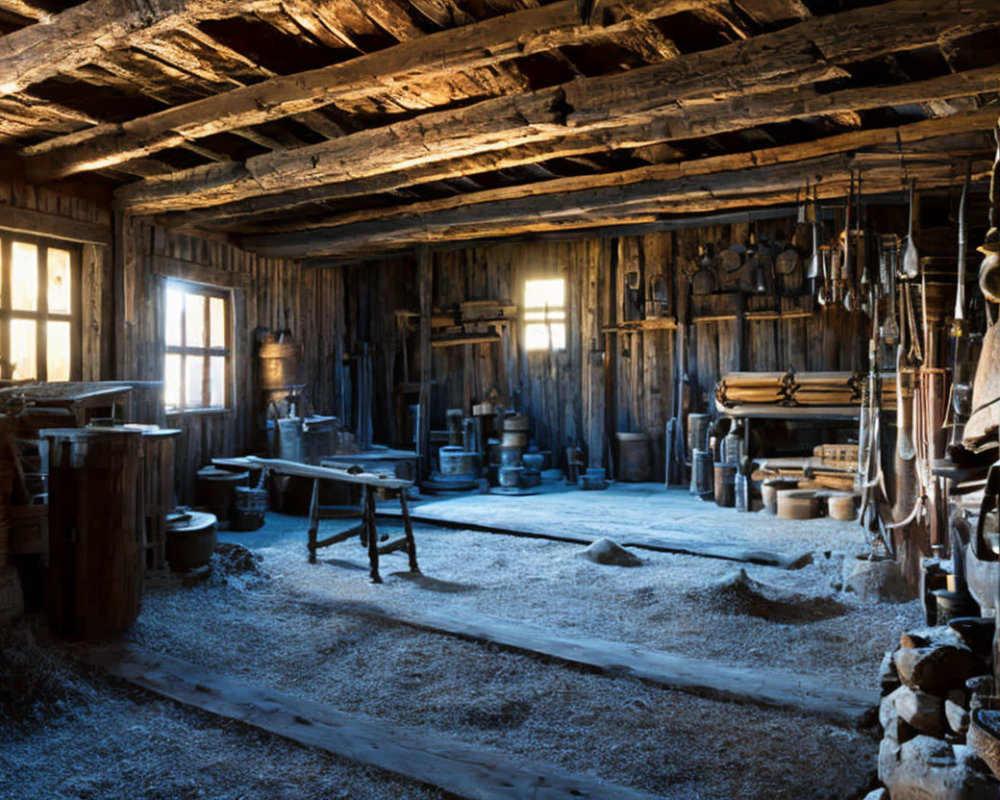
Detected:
left=692, top=449, right=713, bottom=500
left=43, top=428, right=142, bottom=639
left=501, top=431, right=528, bottom=448
left=502, top=414, right=530, bottom=433
left=196, top=467, right=249, bottom=522
left=776, top=489, right=821, bottom=520
left=826, top=492, right=858, bottom=521
left=617, top=432, right=651, bottom=482
left=761, top=479, right=799, bottom=515
left=166, top=511, right=218, bottom=572
left=713, top=462, right=737, bottom=507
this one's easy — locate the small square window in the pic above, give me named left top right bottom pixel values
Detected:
left=524, top=278, right=566, bottom=352
left=163, top=280, right=231, bottom=412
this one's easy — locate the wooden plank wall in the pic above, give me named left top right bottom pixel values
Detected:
left=119, top=219, right=347, bottom=500
left=0, top=179, right=113, bottom=380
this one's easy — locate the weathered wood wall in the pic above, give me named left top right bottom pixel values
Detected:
left=119, top=220, right=347, bottom=500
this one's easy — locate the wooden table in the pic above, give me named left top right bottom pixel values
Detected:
left=213, top=456, right=418, bottom=583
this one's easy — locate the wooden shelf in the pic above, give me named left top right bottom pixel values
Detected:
left=431, top=334, right=502, bottom=348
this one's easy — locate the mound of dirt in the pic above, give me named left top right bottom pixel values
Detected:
left=0, top=627, right=88, bottom=732
left=214, top=542, right=266, bottom=578
left=690, top=568, right=848, bottom=624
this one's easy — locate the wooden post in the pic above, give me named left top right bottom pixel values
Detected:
left=364, top=485, right=382, bottom=583
left=399, top=491, right=420, bottom=574
left=307, top=477, right=320, bottom=564
left=417, top=247, right=432, bottom=481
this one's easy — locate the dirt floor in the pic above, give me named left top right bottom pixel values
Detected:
left=1, top=484, right=924, bottom=800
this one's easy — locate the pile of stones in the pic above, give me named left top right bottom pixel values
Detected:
left=867, top=619, right=1000, bottom=799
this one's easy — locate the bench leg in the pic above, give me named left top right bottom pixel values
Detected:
left=364, top=486, right=382, bottom=583
left=307, top=477, right=320, bottom=564
left=399, top=491, right=420, bottom=573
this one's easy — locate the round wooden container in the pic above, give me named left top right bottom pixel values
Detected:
left=501, top=431, right=528, bottom=448
left=761, top=479, right=799, bottom=515
left=43, top=428, right=142, bottom=639
left=617, top=432, right=651, bottom=482
left=498, top=466, right=523, bottom=488
left=231, top=487, right=268, bottom=532
left=166, top=511, right=218, bottom=572
left=692, top=449, right=713, bottom=500
left=826, top=492, right=858, bottom=521
left=438, top=446, right=477, bottom=476
left=777, top=489, right=822, bottom=520
left=499, top=445, right=523, bottom=467
left=196, top=467, right=249, bottom=522
left=502, top=415, right=530, bottom=433
left=713, top=462, right=737, bottom=507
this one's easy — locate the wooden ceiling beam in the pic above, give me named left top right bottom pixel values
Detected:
left=113, top=0, right=1000, bottom=214
left=239, top=156, right=989, bottom=259
left=156, top=65, right=1000, bottom=228
left=18, top=0, right=723, bottom=176
left=233, top=109, right=1000, bottom=236
left=0, top=0, right=264, bottom=96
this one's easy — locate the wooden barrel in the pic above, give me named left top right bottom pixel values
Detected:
left=166, top=511, right=218, bottom=572
left=439, top=446, right=477, bottom=476
left=196, top=467, right=248, bottom=522
left=43, top=428, right=142, bottom=639
left=693, top=449, right=713, bottom=500
left=502, top=414, right=530, bottom=433
left=827, top=492, right=858, bottom=521
left=617, top=432, right=651, bottom=482
left=713, top=462, right=737, bottom=507
left=761, top=478, right=799, bottom=515
left=136, top=427, right=181, bottom=570
left=499, top=446, right=523, bottom=467
left=501, top=431, right=528, bottom=448
left=231, top=487, right=268, bottom=532
left=498, top=466, right=522, bottom=488
left=777, top=489, right=821, bottom=520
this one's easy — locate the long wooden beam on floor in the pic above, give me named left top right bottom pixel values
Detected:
left=310, top=599, right=877, bottom=726
left=115, top=0, right=1000, bottom=214
left=76, top=643, right=664, bottom=800
left=375, top=509, right=813, bottom=569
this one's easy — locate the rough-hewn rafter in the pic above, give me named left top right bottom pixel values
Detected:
left=234, top=120, right=995, bottom=258
left=21, top=0, right=712, bottom=178
left=0, top=0, right=266, bottom=96
left=113, top=0, right=1000, bottom=215
left=237, top=109, right=1000, bottom=237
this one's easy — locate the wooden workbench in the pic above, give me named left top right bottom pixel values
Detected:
left=213, top=456, right=418, bottom=582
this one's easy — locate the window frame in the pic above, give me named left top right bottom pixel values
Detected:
left=523, top=277, right=567, bottom=353
left=163, top=278, right=233, bottom=414
left=0, top=231, right=81, bottom=382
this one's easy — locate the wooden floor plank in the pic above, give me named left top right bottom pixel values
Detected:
left=376, top=509, right=813, bottom=569
left=324, top=600, right=877, bottom=726
left=75, top=643, right=663, bottom=800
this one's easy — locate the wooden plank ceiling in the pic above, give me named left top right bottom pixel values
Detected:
left=1, top=0, right=998, bottom=261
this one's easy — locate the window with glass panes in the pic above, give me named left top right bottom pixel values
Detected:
left=524, top=278, right=566, bottom=352
left=0, top=234, right=77, bottom=381
left=163, top=281, right=230, bottom=412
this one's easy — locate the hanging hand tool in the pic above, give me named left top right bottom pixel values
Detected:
left=806, top=186, right=821, bottom=297
left=903, top=179, right=920, bottom=279
left=949, top=162, right=973, bottom=449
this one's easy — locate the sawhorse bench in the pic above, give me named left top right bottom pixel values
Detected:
left=213, top=456, right=418, bottom=583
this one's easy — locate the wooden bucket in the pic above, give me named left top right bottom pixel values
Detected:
left=196, top=467, right=248, bottom=522
left=827, top=492, right=858, bottom=521
left=43, top=428, right=142, bottom=639
left=761, top=479, right=799, bottom=515
left=713, top=462, right=737, bottom=507
left=692, top=449, right=713, bottom=500
left=166, top=511, right=218, bottom=572
left=777, top=489, right=821, bottom=520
